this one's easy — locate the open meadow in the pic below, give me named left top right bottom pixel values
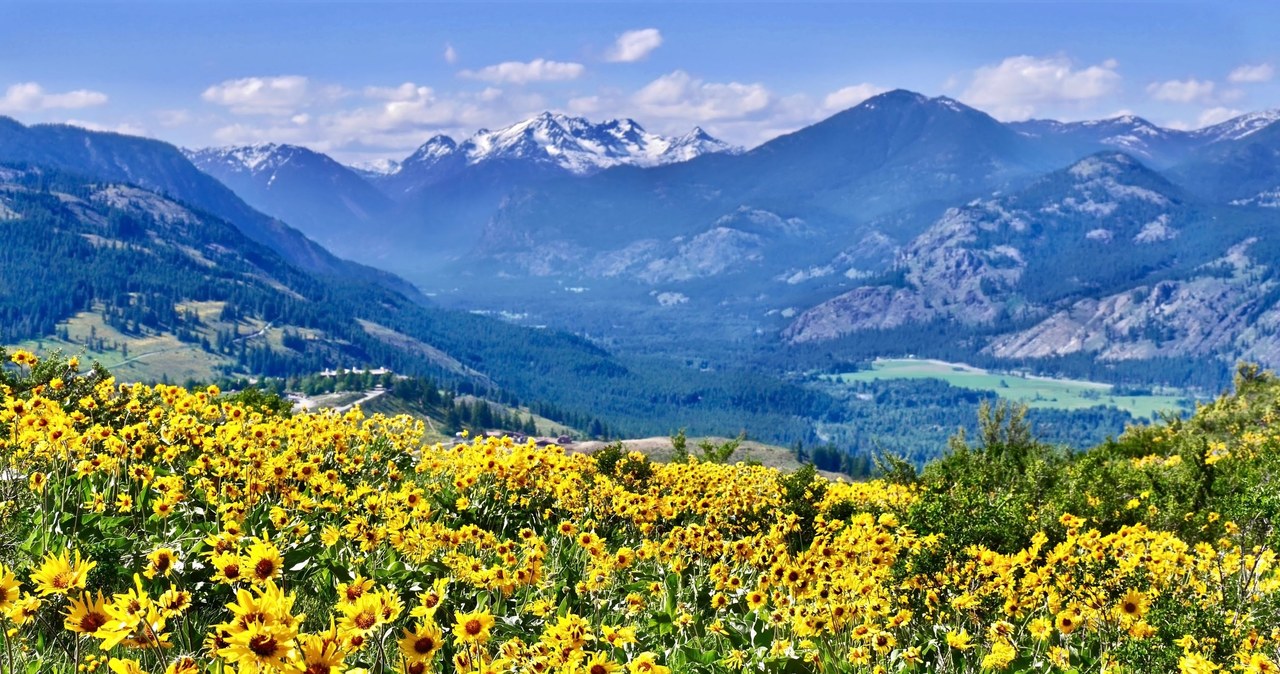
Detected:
left=826, top=359, right=1193, bottom=420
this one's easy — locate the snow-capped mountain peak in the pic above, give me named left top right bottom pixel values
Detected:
left=1194, top=110, right=1280, bottom=142
left=348, top=157, right=402, bottom=176
left=404, top=135, right=458, bottom=164
left=386, top=113, right=738, bottom=177
left=657, top=126, right=739, bottom=163
left=186, top=143, right=307, bottom=175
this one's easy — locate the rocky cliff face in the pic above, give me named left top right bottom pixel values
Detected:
left=783, top=152, right=1280, bottom=367
left=987, top=240, right=1280, bottom=364
left=783, top=199, right=1035, bottom=343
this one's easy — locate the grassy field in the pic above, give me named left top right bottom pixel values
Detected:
left=13, top=307, right=234, bottom=383
left=825, top=358, right=1192, bottom=419
left=10, top=301, right=324, bottom=384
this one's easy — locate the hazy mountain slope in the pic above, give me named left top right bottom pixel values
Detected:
left=1007, top=115, right=1198, bottom=167
left=0, top=117, right=421, bottom=300
left=187, top=143, right=396, bottom=252
left=0, top=163, right=831, bottom=441
left=1170, top=121, right=1280, bottom=207
left=433, top=91, right=1056, bottom=288
left=0, top=162, right=617, bottom=391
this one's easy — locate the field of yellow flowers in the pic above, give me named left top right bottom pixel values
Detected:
left=1, top=349, right=1278, bottom=674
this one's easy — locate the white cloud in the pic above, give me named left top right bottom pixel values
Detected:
left=605, top=28, right=663, bottom=63
left=364, top=82, right=430, bottom=102
left=633, top=70, right=772, bottom=122
left=962, top=55, right=1121, bottom=120
left=154, top=109, right=192, bottom=127
left=444, top=43, right=458, bottom=64
left=567, top=95, right=603, bottom=115
left=0, top=82, right=108, bottom=113
left=208, top=80, right=565, bottom=161
left=1146, top=78, right=1215, bottom=103
left=822, top=84, right=886, bottom=112
left=562, top=79, right=856, bottom=148
left=459, top=59, right=585, bottom=85
left=334, top=85, right=468, bottom=134
left=1195, top=106, right=1243, bottom=128
left=1228, top=63, right=1273, bottom=83
left=64, top=119, right=146, bottom=136
left=201, top=75, right=341, bottom=115
left=212, top=122, right=311, bottom=146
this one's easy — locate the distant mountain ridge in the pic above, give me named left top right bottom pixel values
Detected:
left=63, top=90, right=1280, bottom=379
left=378, top=112, right=739, bottom=182
left=190, top=113, right=738, bottom=199
left=186, top=142, right=395, bottom=252
left=183, top=112, right=739, bottom=267
left=0, top=116, right=422, bottom=301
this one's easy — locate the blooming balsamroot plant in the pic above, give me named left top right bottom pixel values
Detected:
left=0, top=349, right=1276, bottom=673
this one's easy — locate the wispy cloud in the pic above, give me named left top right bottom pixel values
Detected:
left=444, top=43, right=458, bottom=65
left=822, top=84, right=886, bottom=112
left=201, top=76, right=343, bottom=115
left=962, top=55, right=1121, bottom=120
left=208, top=82, right=552, bottom=159
left=1195, top=106, right=1243, bottom=128
left=606, top=28, right=663, bottom=63
left=0, top=82, right=108, bottom=113
left=459, top=59, right=585, bottom=85
left=64, top=118, right=147, bottom=136
left=1228, top=63, right=1273, bottom=83
left=570, top=78, right=887, bottom=149
left=633, top=70, right=771, bottom=122
left=1146, top=78, right=1215, bottom=103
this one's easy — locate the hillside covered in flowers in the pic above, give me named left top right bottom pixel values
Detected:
left=0, top=349, right=1278, bottom=673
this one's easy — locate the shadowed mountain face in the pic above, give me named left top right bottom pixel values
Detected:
left=186, top=143, right=396, bottom=254
left=0, top=117, right=423, bottom=301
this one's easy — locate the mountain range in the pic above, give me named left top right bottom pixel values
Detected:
left=6, top=88, right=1280, bottom=448
left=161, top=91, right=1280, bottom=378
left=0, top=117, right=826, bottom=441
left=187, top=114, right=738, bottom=264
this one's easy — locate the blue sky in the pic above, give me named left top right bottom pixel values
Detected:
left=2, top=1, right=1278, bottom=163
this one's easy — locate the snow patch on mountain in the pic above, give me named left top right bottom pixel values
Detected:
left=1085, top=228, right=1113, bottom=242
left=1193, top=110, right=1280, bottom=142
left=779, top=265, right=836, bottom=285
left=187, top=143, right=298, bottom=175
left=1230, top=187, right=1280, bottom=208
left=1134, top=215, right=1178, bottom=244
left=654, top=291, right=689, bottom=306
left=348, top=158, right=402, bottom=176
left=392, top=112, right=738, bottom=177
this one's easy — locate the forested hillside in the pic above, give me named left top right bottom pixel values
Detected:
left=0, top=163, right=836, bottom=444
